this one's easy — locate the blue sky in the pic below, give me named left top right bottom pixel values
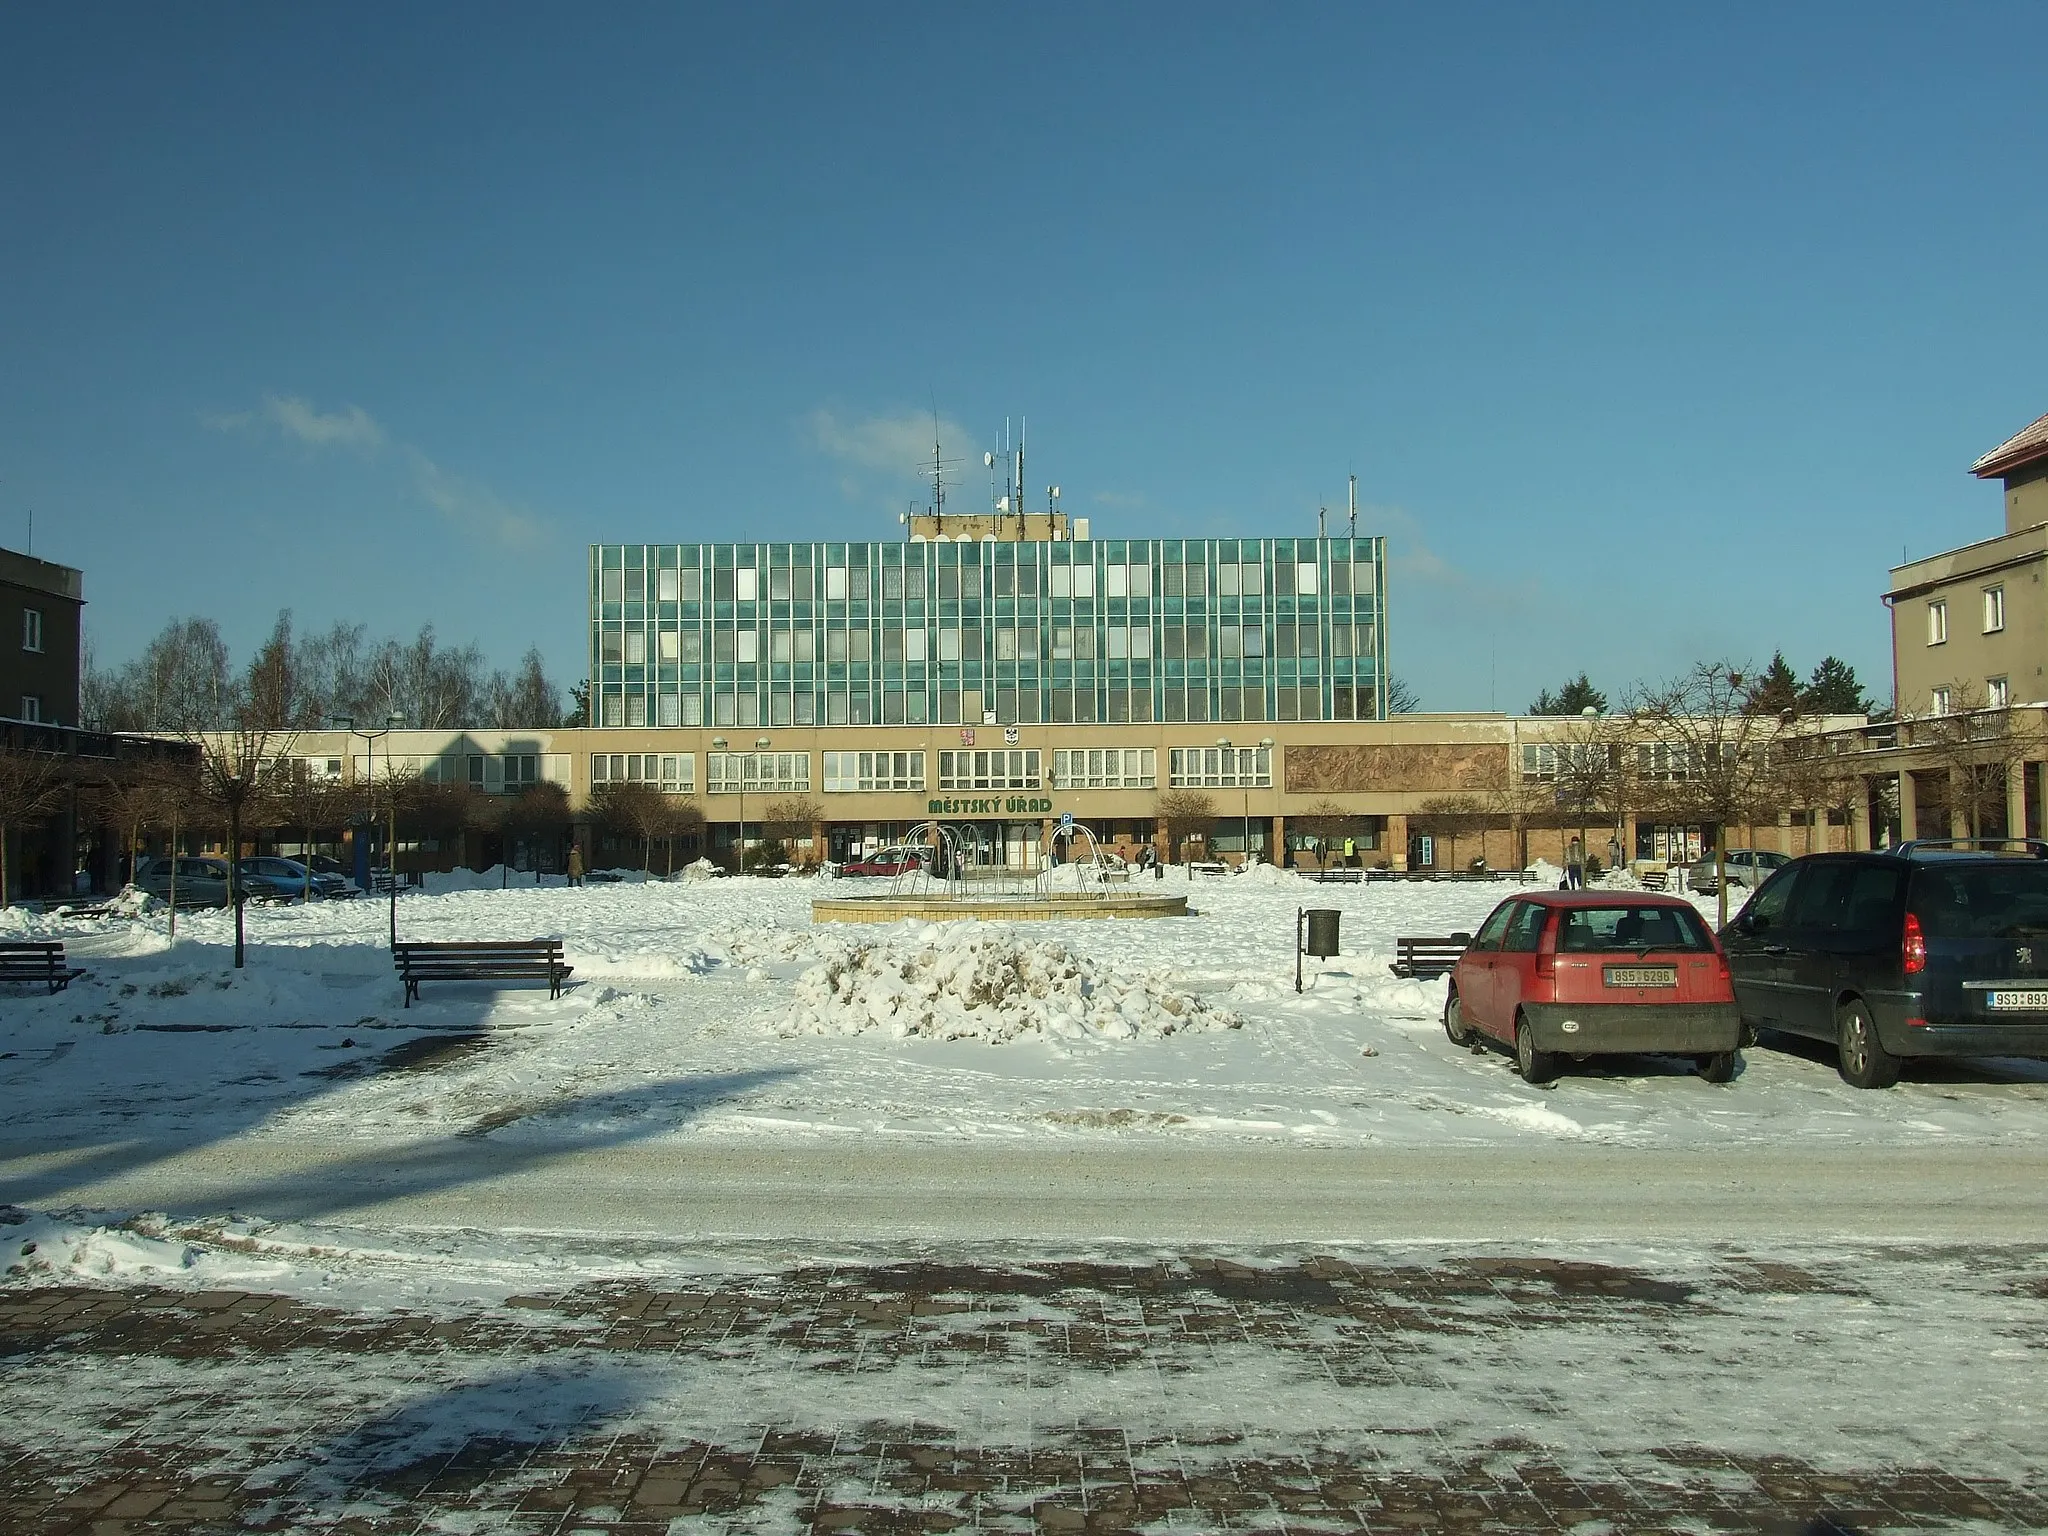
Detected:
left=4, top=4, right=2044, bottom=714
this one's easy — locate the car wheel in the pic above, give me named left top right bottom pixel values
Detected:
left=1443, top=989, right=1475, bottom=1046
left=1836, top=999, right=1900, bottom=1090
left=1514, top=1014, right=1556, bottom=1084
left=1696, top=1050, right=1737, bottom=1084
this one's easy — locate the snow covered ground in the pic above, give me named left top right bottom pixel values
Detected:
left=5, top=867, right=2044, bottom=1163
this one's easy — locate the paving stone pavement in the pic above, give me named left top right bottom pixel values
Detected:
left=4, top=1250, right=2046, bottom=1534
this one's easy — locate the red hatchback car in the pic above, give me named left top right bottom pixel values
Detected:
left=1444, top=891, right=1744, bottom=1083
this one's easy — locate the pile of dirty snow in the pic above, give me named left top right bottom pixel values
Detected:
left=786, top=923, right=1241, bottom=1043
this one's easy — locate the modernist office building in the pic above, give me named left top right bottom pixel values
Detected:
left=588, top=525, right=1388, bottom=735
left=573, top=518, right=1391, bottom=865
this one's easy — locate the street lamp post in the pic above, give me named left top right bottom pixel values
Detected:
left=1216, top=736, right=1274, bottom=866
left=332, top=712, right=406, bottom=947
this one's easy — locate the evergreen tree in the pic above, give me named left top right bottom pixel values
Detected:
left=1528, top=673, right=1608, bottom=715
left=1745, top=651, right=1801, bottom=717
left=1800, top=656, right=1873, bottom=717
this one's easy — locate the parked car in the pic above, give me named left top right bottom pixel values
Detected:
left=1445, top=890, right=1743, bottom=1083
left=132, top=856, right=233, bottom=908
left=237, top=857, right=353, bottom=901
left=840, top=846, right=931, bottom=877
left=1687, top=848, right=1791, bottom=894
left=1721, top=840, right=2048, bottom=1088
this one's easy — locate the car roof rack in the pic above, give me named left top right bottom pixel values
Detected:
left=1887, top=838, right=2048, bottom=859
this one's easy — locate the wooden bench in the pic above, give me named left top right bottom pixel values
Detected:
left=0, top=941, right=87, bottom=994
left=393, top=938, right=573, bottom=1008
left=1308, top=867, right=1365, bottom=883
left=1389, top=935, right=1471, bottom=980
left=1186, top=861, right=1229, bottom=877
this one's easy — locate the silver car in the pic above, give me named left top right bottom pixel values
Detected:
left=1687, top=848, right=1791, bottom=894
left=132, top=856, right=234, bottom=908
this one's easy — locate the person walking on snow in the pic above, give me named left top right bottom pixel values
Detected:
left=1565, top=836, right=1585, bottom=890
left=567, top=844, right=584, bottom=888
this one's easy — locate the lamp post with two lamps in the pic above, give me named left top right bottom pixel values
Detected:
left=712, top=734, right=772, bottom=872
left=331, top=712, right=406, bottom=947
left=1215, top=735, right=1275, bottom=867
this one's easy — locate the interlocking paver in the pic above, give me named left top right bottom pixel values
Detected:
left=3, top=1250, right=2046, bottom=1532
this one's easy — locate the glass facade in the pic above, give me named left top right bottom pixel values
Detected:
left=589, top=536, right=1387, bottom=732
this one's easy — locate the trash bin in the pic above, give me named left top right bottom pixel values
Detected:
left=1304, top=908, right=1341, bottom=958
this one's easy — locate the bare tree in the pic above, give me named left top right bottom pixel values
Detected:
left=759, top=796, right=821, bottom=868
left=1291, top=798, right=1353, bottom=867
left=189, top=727, right=297, bottom=965
left=590, top=780, right=673, bottom=872
left=0, top=744, right=69, bottom=908
left=503, top=781, right=572, bottom=883
left=1415, top=795, right=1490, bottom=873
left=1908, top=681, right=2046, bottom=840
left=1630, top=661, right=1797, bottom=925
left=1154, top=789, right=1216, bottom=865
left=487, top=649, right=564, bottom=728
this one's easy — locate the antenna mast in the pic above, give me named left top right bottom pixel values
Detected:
left=1348, top=473, right=1357, bottom=538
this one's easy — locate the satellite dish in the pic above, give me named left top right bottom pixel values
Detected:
left=1049, top=485, right=1060, bottom=498
left=896, top=512, right=907, bottom=524
left=984, top=452, right=994, bottom=467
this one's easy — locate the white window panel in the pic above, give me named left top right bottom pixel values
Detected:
left=1296, top=562, right=1318, bottom=595
left=825, top=567, right=849, bottom=600
left=1072, top=565, right=1094, bottom=598
left=707, top=752, right=811, bottom=794
left=735, top=631, right=759, bottom=662
left=937, top=749, right=1042, bottom=791
left=904, top=628, right=928, bottom=662
left=625, top=630, right=647, bottom=664
left=1049, top=566, right=1072, bottom=598
left=1167, top=745, right=1272, bottom=788
left=1106, top=565, right=1127, bottom=598
left=1130, top=625, right=1151, bottom=659
left=735, top=568, right=758, bottom=601
left=658, top=568, right=679, bottom=602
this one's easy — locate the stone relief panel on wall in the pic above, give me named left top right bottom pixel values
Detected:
left=1285, top=743, right=1508, bottom=795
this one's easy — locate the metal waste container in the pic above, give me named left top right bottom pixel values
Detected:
left=1304, top=908, right=1341, bottom=957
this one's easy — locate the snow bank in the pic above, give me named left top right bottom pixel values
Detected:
left=4, top=1208, right=296, bottom=1290
left=786, top=923, right=1242, bottom=1043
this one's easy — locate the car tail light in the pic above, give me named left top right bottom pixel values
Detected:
left=1534, top=921, right=1557, bottom=979
left=1903, top=911, right=1926, bottom=975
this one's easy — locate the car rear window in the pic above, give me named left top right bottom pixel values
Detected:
left=1910, top=862, right=2048, bottom=938
left=1557, top=904, right=1714, bottom=953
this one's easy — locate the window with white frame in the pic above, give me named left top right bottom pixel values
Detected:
left=1987, top=676, right=2010, bottom=709
left=1984, top=585, right=2005, bottom=633
left=822, top=750, right=925, bottom=793
left=22, top=609, right=43, bottom=652
left=734, top=568, right=758, bottom=601
left=938, top=749, right=1041, bottom=791
left=658, top=568, right=679, bottom=602
left=591, top=753, right=694, bottom=792
left=1521, top=742, right=1612, bottom=782
left=1168, top=745, right=1272, bottom=788
left=1930, top=685, right=1952, bottom=715
left=625, top=694, right=648, bottom=726
left=1635, top=741, right=1717, bottom=781
left=735, top=630, right=759, bottom=663
left=707, top=751, right=808, bottom=794
left=1295, top=561, right=1319, bottom=595
left=1928, top=599, right=1948, bottom=645
left=1054, top=747, right=1156, bottom=790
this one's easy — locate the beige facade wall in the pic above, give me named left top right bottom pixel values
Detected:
left=270, top=710, right=1865, bottom=872
left=1889, top=525, right=2048, bottom=715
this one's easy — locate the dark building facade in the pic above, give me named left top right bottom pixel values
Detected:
left=0, top=546, right=84, bottom=728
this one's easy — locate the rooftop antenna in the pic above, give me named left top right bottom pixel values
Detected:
left=1348, top=473, right=1357, bottom=539
left=1318, top=505, right=1327, bottom=539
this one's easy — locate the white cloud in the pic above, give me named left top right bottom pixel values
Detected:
left=407, top=450, right=547, bottom=551
left=206, top=393, right=386, bottom=451
left=206, top=392, right=545, bottom=553
left=808, top=407, right=978, bottom=484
